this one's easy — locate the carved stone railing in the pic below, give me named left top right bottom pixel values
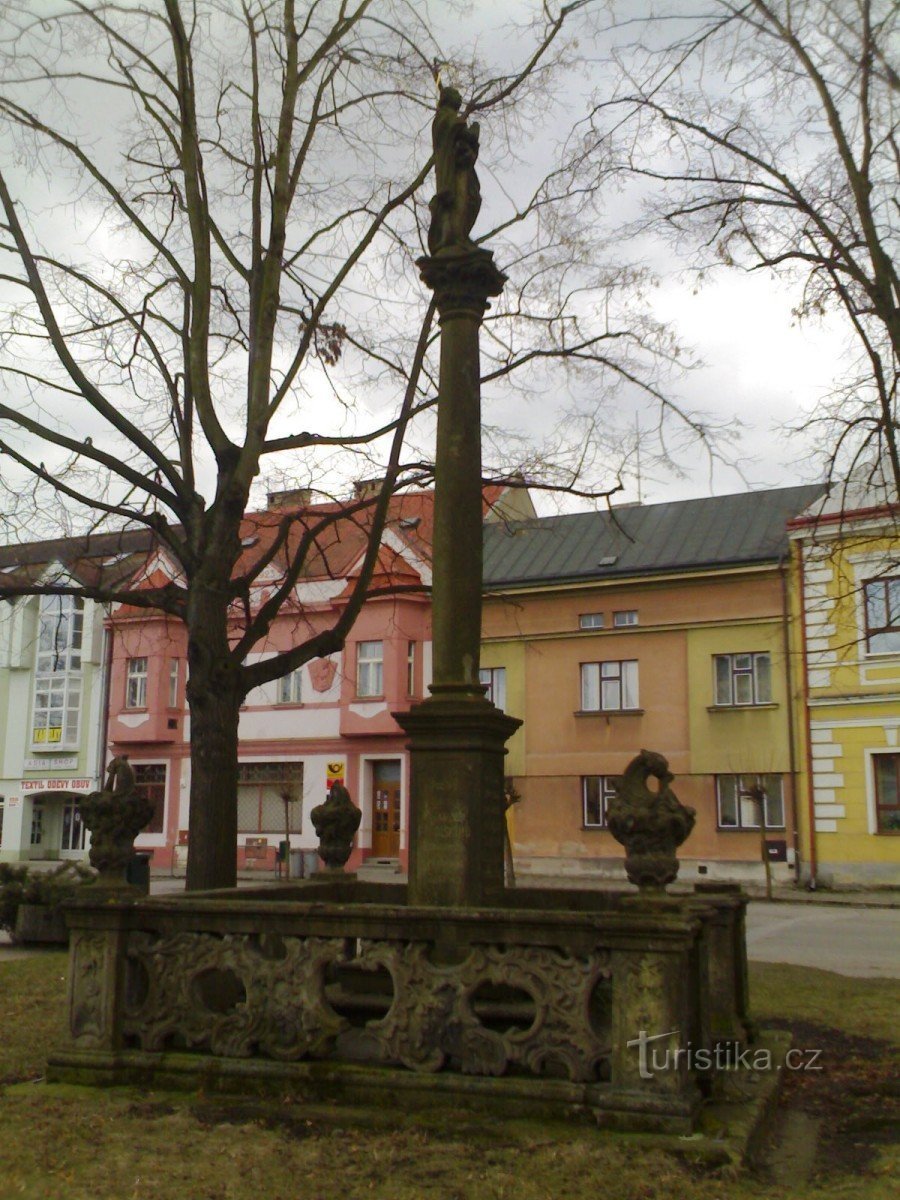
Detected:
left=51, top=884, right=751, bottom=1133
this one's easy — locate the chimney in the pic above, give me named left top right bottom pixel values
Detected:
left=353, top=478, right=384, bottom=501
left=267, top=487, right=313, bottom=509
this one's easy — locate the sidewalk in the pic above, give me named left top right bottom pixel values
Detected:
left=149, top=868, right=900, bottom=907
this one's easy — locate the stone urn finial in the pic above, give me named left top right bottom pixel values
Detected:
left=606, top=750, right=696, bottom=892
left=78, top=754, right=155, bottom=890
left=311, top=781, right=362, bottom=871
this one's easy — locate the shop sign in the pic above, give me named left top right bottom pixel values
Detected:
left=20, top=778, right=94, bottom=793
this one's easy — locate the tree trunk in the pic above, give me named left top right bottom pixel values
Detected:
left=185, top=589, right=243, bottom=891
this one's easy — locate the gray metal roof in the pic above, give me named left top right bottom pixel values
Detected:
left=483, top=483, right=825, bottom=588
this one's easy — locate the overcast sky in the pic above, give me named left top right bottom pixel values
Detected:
left=0, top=0, right=857, bottom=528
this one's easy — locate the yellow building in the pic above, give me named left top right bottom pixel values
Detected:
left=482, top=484, right=824, bottom=885
left=788, top=476, right=900, bottom=886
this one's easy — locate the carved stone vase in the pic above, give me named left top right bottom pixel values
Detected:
left=311, top=782, right=362, bottom=871
left=607, top=750, right=696, bottom=892
left=78, top=787, right=155, bottom=889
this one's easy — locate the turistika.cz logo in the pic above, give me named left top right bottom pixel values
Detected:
left=625, top=1029, right=823, bottom=1080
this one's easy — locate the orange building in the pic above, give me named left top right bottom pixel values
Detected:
left=482, top=485, right=824, bottom=886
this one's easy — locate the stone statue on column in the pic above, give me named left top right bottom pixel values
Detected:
left=428, top=86, right=482, bottom=256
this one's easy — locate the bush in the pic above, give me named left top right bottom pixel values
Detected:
left=0, top=862, right=94, bottom=935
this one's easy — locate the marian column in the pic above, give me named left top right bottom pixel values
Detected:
left=396, top=88, right=521, bottom=908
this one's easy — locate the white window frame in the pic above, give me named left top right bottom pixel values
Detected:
left=357, top=640, right=384, bottom=698
left=479, top=666, right=507, bottom=711
left=277, top=667, right=303, bottom=705
left=582, top=776, right=617, bottom=828
left=863, top=575, right=900, bottom=656
left=31, top=594, right=84, bottom=750
left=168, top=659, right=180, bottom=708
left=407, top=641, right=416, bottom=695
left=716, top=774, right=785, bottom=830
left=713, top=652, right=772, bottom=707
left=613, top=610, right=638, bottom=627
left=126, top=657, right=149, bottom=709
left=579, top=613, right=604, bottom=629
left=580, top=660, right=639, bottom=712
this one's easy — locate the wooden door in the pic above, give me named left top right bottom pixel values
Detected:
left=371, top=764, right=401, bottom=857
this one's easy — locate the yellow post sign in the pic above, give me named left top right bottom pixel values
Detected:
left=326, top=761, right=345, bottom=797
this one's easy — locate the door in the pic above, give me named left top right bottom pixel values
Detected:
left=370, top=759, right=401, bottom=857
left=60, top=796, right=86, bottom=857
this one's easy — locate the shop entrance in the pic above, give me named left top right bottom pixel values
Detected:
left=60, top=798, right=86, bottom=857
left=370, top=760, right=401, bottom=857
left=27, top=793, right=87, bottom=860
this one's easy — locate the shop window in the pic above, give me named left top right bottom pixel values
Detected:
left=134, top=763, right=167, bottom=834
left=237, top=761, right=304, bottom=833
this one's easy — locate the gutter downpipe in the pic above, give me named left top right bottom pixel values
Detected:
left=779, top=554, right=802, bottom=885
left=95, top=620, right=113, bottom=784
left=796, top=541, right=818, bottom=889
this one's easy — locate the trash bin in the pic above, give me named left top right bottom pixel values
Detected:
left=126, top=851, right=152, bottom=894
left=290, top=849, right=304, bottom=878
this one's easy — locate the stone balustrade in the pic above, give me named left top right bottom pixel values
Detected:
left=49, top=880, right=751, bottom=1133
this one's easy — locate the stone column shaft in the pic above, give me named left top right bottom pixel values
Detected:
left=396, top=248, right=521, bottom=909
left=431, top=304, right=485, bottom=692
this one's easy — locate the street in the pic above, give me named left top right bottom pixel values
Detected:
left=746, top=900, right=900, bottom=979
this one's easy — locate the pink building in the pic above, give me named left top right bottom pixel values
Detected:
left=107, top=485, right=528, bottom=873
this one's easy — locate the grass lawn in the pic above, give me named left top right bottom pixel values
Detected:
left=0, top=952, right=897, bottom=1200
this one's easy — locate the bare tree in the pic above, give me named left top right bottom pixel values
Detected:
left=593, top=0, right=899, bottom=492
left=0, top=0, right=700, bottom=889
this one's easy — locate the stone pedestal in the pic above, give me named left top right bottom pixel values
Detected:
left=397, top=697, right=520, bottom=908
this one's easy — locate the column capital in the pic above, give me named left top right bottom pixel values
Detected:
left=417, top=248, right=507, bottom=322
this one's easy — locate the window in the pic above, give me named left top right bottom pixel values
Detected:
left=356, top=641, right=383, bottom=697
left=864, top=576, right=900, bottom=655
left=30, top=803, right=44, bottom=846
left=873, top=754, right=900, bottom=833
left=32, top=595, right=84, bottom=748
left=407, top=641, right=416, bottom=695
left=583, top=776, right=617, bottom=828
left=134, top=763, right=167, bottom=834
left=126, top=657, right=148, bottom=709
left=479, top=666, right=507, bottom=710
left=277, top=668, right=303, bottom=705
left=580, top=660, right=639, bottom=712
left=237, top=761, right=304, bottom=833
left=613, top=610, right=638, bottom=627
left=716, top=774, right=785, bottom=830
left=713, top=653, right=772, bottom=706
left=579, top=613, right=604, bottom=629
left=168, top=660, right=180, bottom=708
